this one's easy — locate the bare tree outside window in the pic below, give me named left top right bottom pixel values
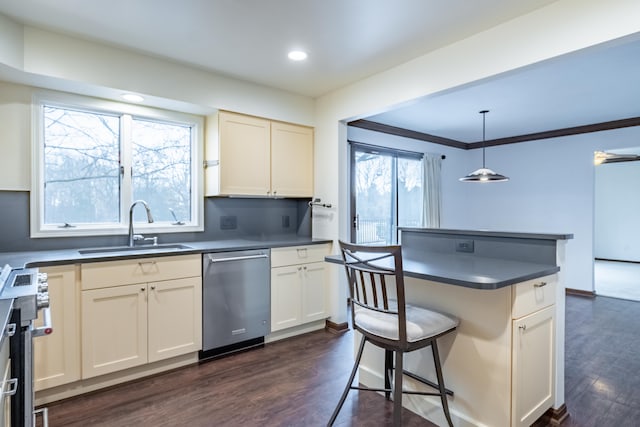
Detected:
left=42, top=105, right=193, bottom=227
left=43, top=106, right=120, bottom=224
left=131, top=119, right=192, bottom=223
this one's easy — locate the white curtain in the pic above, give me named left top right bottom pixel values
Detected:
left=422, top=154, right=442, bottom=228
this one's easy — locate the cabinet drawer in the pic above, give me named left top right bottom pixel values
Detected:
left=511, top=275, right=556, bottom=319
left=271, top=244, right=331, bottom=268
left=81, top=254, right=201, bottom=290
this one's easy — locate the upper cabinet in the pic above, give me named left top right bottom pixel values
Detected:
left=205, top=111, right=314, bottom=197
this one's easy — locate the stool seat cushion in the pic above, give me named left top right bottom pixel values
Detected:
left=354, top=302, right=459, bottom=342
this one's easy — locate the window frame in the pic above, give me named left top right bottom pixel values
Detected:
left=349, top=141, right=424, bottom=244
left=31, top=91, right=204, bottom=238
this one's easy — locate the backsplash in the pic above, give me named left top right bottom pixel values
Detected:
left=0, top=191, right=311, bottom=252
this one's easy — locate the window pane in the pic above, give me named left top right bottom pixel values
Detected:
left=43, top=106, right=120, bottom=224
left=131, top=119, right=192, bottom=223
left=398, top=157, right=423, bottom=228
left=354, top=150, right=393, bottom=244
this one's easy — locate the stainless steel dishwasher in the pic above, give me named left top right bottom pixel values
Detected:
left=201, top=249, right=270, bottom=359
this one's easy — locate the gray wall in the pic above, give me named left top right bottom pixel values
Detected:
left=0, top=191, right=311, bottom=252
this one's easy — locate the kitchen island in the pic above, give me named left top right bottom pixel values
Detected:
left=327, top=228, right=572, bottom=427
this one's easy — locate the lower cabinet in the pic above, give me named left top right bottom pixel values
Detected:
left=270, top=245, right=331, bottom=333
left=81, top=276, right=202, bottom=379
left=34, top=265, right=80, bottom=391
left=80, top=255, right=202, bottom=379
left=511, top=280, right=556, bottom=427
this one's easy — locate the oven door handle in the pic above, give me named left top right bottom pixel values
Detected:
left=32, top=307, right=53, bottom=337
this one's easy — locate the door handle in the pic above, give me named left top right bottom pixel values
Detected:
left=208, top=254, right=268, bottom=263
left=353, top=214, right=359, bottom=230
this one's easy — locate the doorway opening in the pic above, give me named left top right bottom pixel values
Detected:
left=594, top=148, right=640, bottom=301
left=349, top=142, right=424, bottom=245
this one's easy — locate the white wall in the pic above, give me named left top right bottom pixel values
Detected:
left=595, top=160, right=640, bottom=262
left=314, top=0, right=640, bottom=318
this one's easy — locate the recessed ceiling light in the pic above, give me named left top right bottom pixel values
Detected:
left=288, top=50, right=307, bottom=61
left=121, top=93, right=144, bottom=103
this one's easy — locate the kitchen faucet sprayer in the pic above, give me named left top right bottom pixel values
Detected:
left=128, top=200, right=154, bottom=247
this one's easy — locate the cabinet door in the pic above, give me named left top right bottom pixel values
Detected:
left=81, top=284, right=148, bottom=379
left=219, top=111, right=271, bottom=196
left=148, top=277, right=202, bottom=363
left=512, top=305, right=555, bottom=427
left=271, top=265, right=302, bottom=332
left=34, top=265, right=80, bottom=391
left=271, top=122, right=313, bottom=197
left=301, top=262, right=328, bottom=323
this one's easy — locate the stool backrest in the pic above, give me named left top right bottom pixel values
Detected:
left=339, top=241, right=407, bottom=344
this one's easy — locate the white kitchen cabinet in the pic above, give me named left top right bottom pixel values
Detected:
left=147, top=277, right=202, bottom=363
left=270, top=244, right=330, bottom=332
left=205, top=110, right=314, bottom=197
left=512, top=305, right=555, bottom=427
left=80, top=255, right=202, bottom=379
left=81, top=283, right=148, bottom=378
left=511, top=278, right=556, bottom=427
left=34, top=265, right=81, bottom=391
left=270, top=121, right=314, bottom=197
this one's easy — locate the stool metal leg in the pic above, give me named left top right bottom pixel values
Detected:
left=432, top=341, right=454, bottom=427
left=327, top=335, right=367, bottom=426
left=384, top=350, right=393, bottom=400
left=393, top=350, right=404, bottom=426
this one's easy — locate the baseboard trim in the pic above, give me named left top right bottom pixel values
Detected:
left=325, top=319, right=349, bottom=334
left=565, top=288, right=596, bottom=298
left=540, top=404, right=570, bottom=425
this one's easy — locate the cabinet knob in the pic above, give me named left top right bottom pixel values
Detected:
left=151, top=285, right=156, bottom=290
left=141, top=287, right=146, bottom=292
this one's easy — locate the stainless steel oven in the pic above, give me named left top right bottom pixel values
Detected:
left=0, top=265, right=51, bottom=427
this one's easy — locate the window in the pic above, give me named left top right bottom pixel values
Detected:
left=32, top=92, right=203, bottom=237
left=350, top=143, right=423, bottom=244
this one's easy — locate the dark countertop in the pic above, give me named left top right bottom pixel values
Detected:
left=398, top=227, right=573, bottom=241
left=0, top=237, right=332, bottom=269
left=325, top=252, right=559, bottom=290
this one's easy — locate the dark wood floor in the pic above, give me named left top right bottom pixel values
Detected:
left=39, top=295, right=640, bottom=426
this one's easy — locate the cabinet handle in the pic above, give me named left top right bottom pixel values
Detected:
left=3, top=378, right=17, bottom=396
left=534, top=282, right=547, bottom=288
left=519, top=325, right=527, bottom=331
left=303, top=266, right=307, bottom=270
left=138, top=261, right=156, bottom=266
left=4, top=323, right=16, bottom=337
left=151, top=285, right=156, bottom=290
left=141, top=287, right=146, bottom=292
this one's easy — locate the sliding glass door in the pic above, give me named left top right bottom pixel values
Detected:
left=350, top=143, right=423, bottom=244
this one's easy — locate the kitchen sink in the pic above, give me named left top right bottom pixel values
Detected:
left=78, top=243, right=192, bottom=255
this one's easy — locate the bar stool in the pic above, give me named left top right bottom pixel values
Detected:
left=328, top=241, right=459, bottom=427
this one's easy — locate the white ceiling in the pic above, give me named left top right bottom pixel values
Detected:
left=1, top=0, right=639, bottom=144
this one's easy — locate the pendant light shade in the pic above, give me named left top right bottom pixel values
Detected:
left=460, top=110, right=509, bottom=183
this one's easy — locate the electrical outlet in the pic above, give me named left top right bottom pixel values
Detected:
left=455, top=239, right=474, bottom=253
left=282, top=215, right=290, bottom=228
left=220, top=215, right=237, bottom=230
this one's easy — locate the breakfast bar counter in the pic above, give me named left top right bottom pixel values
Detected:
left=326, top=228, right=572, bottom=427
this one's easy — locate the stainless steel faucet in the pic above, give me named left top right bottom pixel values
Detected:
left=128, top=200, right=154, bottom=247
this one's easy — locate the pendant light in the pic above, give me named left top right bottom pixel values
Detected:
left=459, top=110, right=509, bottom=182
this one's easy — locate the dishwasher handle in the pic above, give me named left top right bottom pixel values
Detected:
left=207, top=253, right=268, bottom=263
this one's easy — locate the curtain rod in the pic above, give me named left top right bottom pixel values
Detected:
left=347, top=140, right=446, bottom=159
